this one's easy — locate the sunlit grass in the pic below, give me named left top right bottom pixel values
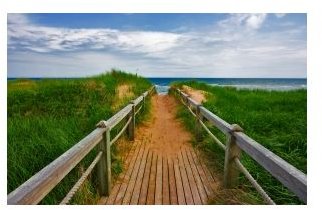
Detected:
left=7, top=70, right=152, bottom=204
left=171, top=81, right=306, bottom=204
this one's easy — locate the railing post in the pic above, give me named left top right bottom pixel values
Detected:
left=97, top=127, right=111, bottom=196
left=143, top=94, right=145, bottom=111
left=195, top=105, right=204, bottom=141
left=224, top=124, right=243, bottom=188
left=182, top=94, right=187, bottom=105
left=127, top=101, right=135, bottom=140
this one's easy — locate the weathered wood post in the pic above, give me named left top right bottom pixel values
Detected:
left=142, top=94, right=145, bottom=111
left=127, top=101, right=135, bottom=140
left=181, top=92, right=187, bottom=105
left=179, top=90, right=184, bottom=104
left=97, top=127, right=112, bottom=195
left=195, top=105, right=204, bottom=141
left=224, top=124, right=243, bottom=188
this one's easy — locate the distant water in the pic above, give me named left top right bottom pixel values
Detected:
left=8, top=77, right=307, bottom=95
left=147, top=78, right=307, bottom=94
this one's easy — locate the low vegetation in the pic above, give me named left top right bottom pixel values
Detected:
left=7, top=70, right=152, bottom=204
left=171, top=81, right=306, bottom=204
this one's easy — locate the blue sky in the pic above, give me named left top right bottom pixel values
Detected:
left=7, top=13, right=307, bottom=78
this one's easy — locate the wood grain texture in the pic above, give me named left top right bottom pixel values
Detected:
left=180, top=149, right=202, bottom=204
left=224, top=133, right=241, bottom=188
left=186, top=97, right=199, bottom=109
left=122, top=144, right=146, bottom=204
left=105, top=104, right=132, bottom=129
left=199, top=106, right=231, bottom=134
left=105, top=146, right=219, bottom=205
left=177, top=149, right=194, bottom=204
left=130, top=147, right=149, bottom=204
left=186, top=148, right=214, bottom=198
left=146, top=153, right=157, bottom=204
left=184, top=148, right=208, bottom=204
left=97, top=129, right=111, bottom=196
left=127, top=103, right=135, bottom=141
left=138, top=151, right=153, bottom=204
left=133, top=95, right=144, bottom=106
left=105, top=141, right=139, bottom=204
left=114, top=142, right=144, bottom=204
left=190, top=148, right=217, bottom=192
left=162, top=157, right=170, bottom=205
left=155, top=155, right=163, bottom=204
left=167, top=158, right=178, bottom=204
left=173, top=157, right=186, bottom=204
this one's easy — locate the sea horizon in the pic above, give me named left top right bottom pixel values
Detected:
left=8, top=77, right=307, bottom=93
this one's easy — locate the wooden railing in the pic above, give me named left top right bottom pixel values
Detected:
left=7, top=86, right=156, bottom=205
left=173, top=88, right=307, bottom=204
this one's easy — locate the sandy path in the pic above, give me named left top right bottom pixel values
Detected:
left=136, top=95, right=192, bottom=157
left=100, top=94, right=219, bottom=205
left=99, top=94, right=257, bottom=205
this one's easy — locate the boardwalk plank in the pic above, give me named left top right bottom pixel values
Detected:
left=98, top=196, right=108, bottom=205
left=146, top=152, right=157, bottom=204
left=186, top=147, right=214, bottom=198
left=114, top=142, right=144, bottom=204
left=190, top=148, right=217, bottom=192
left=168, top=158, right=178, bottom=205
left=173, top=157, right=185, bottom=204
left=122, top=144, right=146, bottom=204
left=177, top=149, right=194, bottom=204
left=181, top=149, right=202, bottom=204
left=106, top=141, right=140, bottom=204
left=184, top=147, right=208, bottom=204
left=100, top=142, right=138, bottom=204
left=138, top=151, right=153, bottom=204
left=129, top=147, right=149, bottom=204
left=154, top=154, right=163, bottom=204
left=162, top=157, right=170, bottom=204
left=103, top=145, right=216, bottom=205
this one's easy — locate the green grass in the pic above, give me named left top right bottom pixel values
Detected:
left=171, top=81, right=306, bottom=204
left=7, top=70, right=152, bottom=204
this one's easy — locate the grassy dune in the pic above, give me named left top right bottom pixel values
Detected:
left=172, top=81, right=306, bottom=204
left=7, top=70, right=152, bottom=204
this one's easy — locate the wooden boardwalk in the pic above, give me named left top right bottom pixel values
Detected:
left=99, top=141, right=217, bottom=205
left=99, top=95, right=217, bottom=205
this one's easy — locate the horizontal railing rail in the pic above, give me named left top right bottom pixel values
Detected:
left=174, top=88, right=307, bottom=204
left=7, top=86, right=156, bottom=205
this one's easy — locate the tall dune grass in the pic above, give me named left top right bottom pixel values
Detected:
left=171, top=81, right=306, bottom=204
left=7, top=70, right=152, bottom=204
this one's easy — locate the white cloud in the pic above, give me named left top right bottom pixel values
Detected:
left=7, top=14, right=184, bottom=54
left=7, top=14, right=307, bottom=78
left=218, top=13, right=268, bottom=30
left=245, top=14, right=267, bottom=29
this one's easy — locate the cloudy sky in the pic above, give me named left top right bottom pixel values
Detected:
left=7, top=13, right=306, bottom=78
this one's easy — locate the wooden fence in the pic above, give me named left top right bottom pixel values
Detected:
left=7, top=86, right=155, bottom=205
left=173, top=88, right=307, bottom=204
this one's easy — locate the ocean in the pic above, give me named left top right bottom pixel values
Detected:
left=147, top=78, right=307, bottom=94
left=8, top=77, right=307, bottom=95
